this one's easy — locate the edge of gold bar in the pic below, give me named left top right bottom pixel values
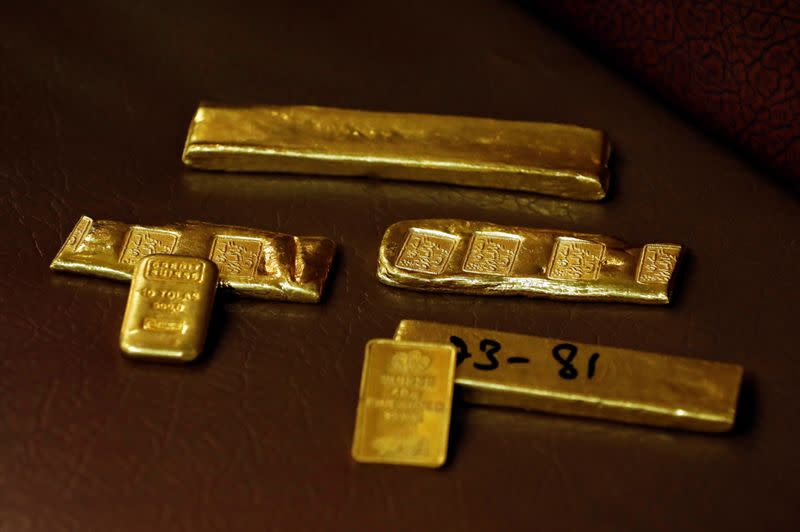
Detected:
left=182, top=104, right=611, bottom=201
left=377, top=219, right=684, bottom=304
left=394, top=320, right=744, bottom=432
left=352, top=339, right=457, bottom=467
left=50, top=215, right=336, bottom=303
left=120, top=255, right=218, bottom=362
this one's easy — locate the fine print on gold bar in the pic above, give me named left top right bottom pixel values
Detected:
left=50, top=215, right=336, bottom=303
left=120, top=255, right=218, bottom=362
left=394, top=320, right=743, bottom=432
left=352, top=339, right=457, bottom=467
left=182, top=104, right=611, bottom=201
left=378, top=219, right=684, bottom=304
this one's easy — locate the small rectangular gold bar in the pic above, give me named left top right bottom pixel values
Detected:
left=120, top=255, right=218, bottom=362
left=378, top=219, right=684, bottom=304
left=394, top=320, right=743, bottom=432
left=182, top=104, right=611, bottom=201
left=352, top=339, right=457, bottom=467
left=50, top=215, right=336, bottom=303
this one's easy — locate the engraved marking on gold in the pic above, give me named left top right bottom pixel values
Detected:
left=547, top=237, right=606, bottom=281
left=351, top=339, right=456, bottom=467
left=395, top=229, right=458, bottom=274
left=119, top=227, right=180, bottom=265
left=64, top=216, right=92, bottom=252
left=636, top=244, right=681, bottom=285
left=462, top=232, right=521, bottom=275
left=144, top=256, right=206, bottom=283
left=142, top=316, right=185, bottom=333
left=209, top=235, right=263, bottom=277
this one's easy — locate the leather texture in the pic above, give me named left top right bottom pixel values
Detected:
left=1, top=1, right=799, bottom=530
left=527, top=0, right=800, bottom=190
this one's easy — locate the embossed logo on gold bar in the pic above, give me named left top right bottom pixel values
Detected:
left=462, top=232, right=521, bottom=275
left=389, top=350, right=432, bottom=374
left=547, top=237, right=606, bottom=281
left=64, top=217, right=92, bottom=252
left=395, top=229, right=458, bottom=274
left=120, top=228, right=179, bottom=265
left=636, top=244, right=681, bottom=284
left=144, top=257, right=205, bottom=283
left=209, top=236, right=263, bottom=277
left=142, top=316, right=185, bottom=333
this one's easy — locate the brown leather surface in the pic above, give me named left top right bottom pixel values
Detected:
left=527, top=0, right=800, bottom=190
left=2, top=1, right=798, bottom=530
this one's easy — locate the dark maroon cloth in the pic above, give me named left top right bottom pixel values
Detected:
left=529, top=1, right=800, bottom=188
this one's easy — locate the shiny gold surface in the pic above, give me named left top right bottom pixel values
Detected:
left=352, top=339, right=456, bottom=467
left=120, top=255, right=218, bottom=362
left=378, top=219, right=684, bottom=304
left=394, top=320, right=743, bottom=432
left=182, top=104, right=611, bottom=200
left=50, top=215, right=335, bottom=303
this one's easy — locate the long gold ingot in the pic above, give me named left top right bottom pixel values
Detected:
left=352, top=339, right=457, bottom=467
left=182, top=104, right=611, bottom=201
left=121, top=255, right=218, bottom=362
left=394, top=320, right=743, bottom=432
left=50, top=215, right=336, bottom=303
left=378, top=219, right=684, bottom=304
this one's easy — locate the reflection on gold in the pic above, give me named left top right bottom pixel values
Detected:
left=180, top=171, right=608, bottom=227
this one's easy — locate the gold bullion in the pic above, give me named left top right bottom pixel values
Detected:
left=120, top=255, right=218, bottom=362
left=378, top=219, right=684, bottom=304
left=50, top=215, right=336, bottom=303
left=352, top=339, right=457, bottom=467
left=182, top=104, right=611, bottom=201
left=395, top=320, right=743, bottom=432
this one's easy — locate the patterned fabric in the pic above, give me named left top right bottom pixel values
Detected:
left=530, top=1, right=800, bottom=187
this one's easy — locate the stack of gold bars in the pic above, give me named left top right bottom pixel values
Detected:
left=51, top=104, right=743, bottom=468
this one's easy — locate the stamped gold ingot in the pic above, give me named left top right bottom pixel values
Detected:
left=50, top=215, right=336, bottom=303
left=182, top=104, right=611, bottom=201
left=352, top=339, right=457, bottom=467
left=120, top=255, right=218, bottom=362
left=378, top=219, right=684, bottom=304
left=394, top=320, right=744, bottom=432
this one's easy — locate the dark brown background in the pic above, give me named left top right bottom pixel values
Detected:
left=2, top=1, right=798, bottom=530
left=529, top=0, right=800, bottom=190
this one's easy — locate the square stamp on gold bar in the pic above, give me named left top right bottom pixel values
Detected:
left=352, top=339, right=456, bottom=467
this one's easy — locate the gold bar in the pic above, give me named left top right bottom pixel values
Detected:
left=120, top=255, right=218, bottom=362
left=378, top=219, right=684, bottom=304
left=50, top=215, right=335, bottom=303
left=394, top=320, right=743, bottom=432
left=352, top=339, right=457, bottom=467
left=182, top=104, right=611, bottom=201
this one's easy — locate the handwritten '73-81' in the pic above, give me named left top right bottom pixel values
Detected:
left=448, top=336, right=600, bottom=381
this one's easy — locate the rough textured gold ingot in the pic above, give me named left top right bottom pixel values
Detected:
left=50, top=215, right=336, bottom=303
left=394, top=320, right=743, bottom=432
left=120, top=255, right=218, bottom=362
left=182, top=104, right=611, bottom=201
left=378, top=219, right=684, bottom=304
left=352, top=339, right=457, bottom=468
